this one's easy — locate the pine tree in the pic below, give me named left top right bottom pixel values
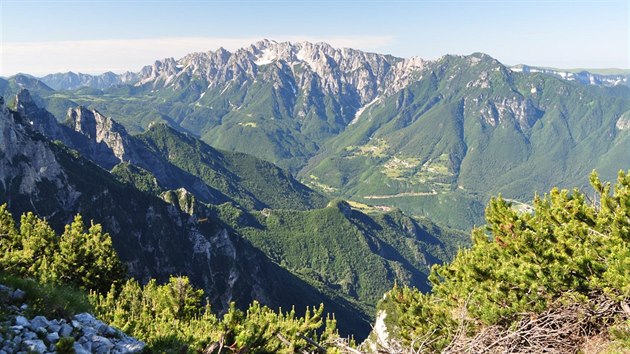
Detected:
left=19, top=212, right=57, bottom=277
left=0, top=204, right=21, bottom=273
left=54, top=215, right=126, bottom=293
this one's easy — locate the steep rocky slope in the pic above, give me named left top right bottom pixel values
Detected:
left=14, top=89, right=326, bottom=211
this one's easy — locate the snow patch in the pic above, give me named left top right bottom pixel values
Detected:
left=254, top=48, right=277, bottom=66
left=220, top=83, right=231, bottom=95
left=350, top=97, right=380, bottom=125
left=296, top=46, right=317, bottom=69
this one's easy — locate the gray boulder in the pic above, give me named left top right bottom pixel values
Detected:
left=92, top=335, right=114, bottom=354
left=14, top=316, right=29, bottom=327
left=11, top=289, right=26, bottom=301
left=23, top=339, right=47, bottom=353
left=30, top=316, right=50, bottom=330
left=58, top=323, right=73, bottom=337
left=46, top=332, right=60, bottom=344
left=73, top=342, right=92, bottom=354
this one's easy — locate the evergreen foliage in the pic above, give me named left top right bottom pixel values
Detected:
left=55, top=337, right=76, bottom=354
left=380, top=171, right=630, bottom=352
left=300, top=57, right=630, bottom=229
left=138, top=123, right=327, bottom=211
left=0, top=206, right=346, bottom=353
left=237, top=200, right=466, bottom=317
left=91, top=277, right=343, bottom=353
left=0, top=205, right=126, bottom=293
left=53, top=215, right=127, bottom=293
left=4, top=53, right=630, bottom=230
left=111, top=162, right=162, bottom=195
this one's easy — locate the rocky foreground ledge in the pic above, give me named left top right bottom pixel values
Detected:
left=0, top=284, right=145, bottom=354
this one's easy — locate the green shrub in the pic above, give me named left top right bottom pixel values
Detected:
left=91, top=277, right=341, bottom=353
left=383, top=170, right=630, bottom=352
left=55, top=336, right=76, bottom=354
left=0, top=206, right=126, bottom=293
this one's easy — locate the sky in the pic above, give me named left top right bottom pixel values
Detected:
left=0, top=0, right=628, bottom=76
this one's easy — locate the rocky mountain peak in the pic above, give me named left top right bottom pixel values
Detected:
left=15, top=89, right=37, bottom=119
left=39, top=70, right=139, bottom=91
left=131, top=40, right=427, bottom=108
left=137, top=57, right=180, bottom=86
left=68, top=106, right=127, bottom=140
left=67, top=106, right=131, bottom=163
left=68, top=106, right=98, bottom=139
left=0, top=97, right=11, bottom=139
left=15, top=89, right=39, bottom=123
left=510, top=64, right=629, bottom=87
left=11, top=75, right=54, bottom=92
left=14, top=89, right=66, bottom=141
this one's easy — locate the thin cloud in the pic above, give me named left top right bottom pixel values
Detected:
left=0, top=36, right=397, bottom=77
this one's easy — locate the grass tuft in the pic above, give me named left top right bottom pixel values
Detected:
left=0, top=272, right=92, bottom=319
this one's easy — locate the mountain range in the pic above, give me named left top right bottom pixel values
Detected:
left=38, top=59, right=630, bottom=93
left=2, top=40, right=627, bottom=229
left=0, top=40, right=628, bottom=340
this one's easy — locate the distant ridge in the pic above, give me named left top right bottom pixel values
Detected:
left=2, top=40, right=629, bottom=229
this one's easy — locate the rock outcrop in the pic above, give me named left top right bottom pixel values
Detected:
left=0, top=284, right=145, bottom=354
left=67, top=106, right=134, bottom=167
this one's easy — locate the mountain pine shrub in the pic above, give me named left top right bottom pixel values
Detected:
left=91, top=277, right=342, bottom=353
left=378, top=170, right=630, bottom=352
left=0, top=206, right=126, bottom=293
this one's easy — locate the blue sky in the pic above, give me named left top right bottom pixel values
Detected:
left=0, top=0, right=628, bottom=76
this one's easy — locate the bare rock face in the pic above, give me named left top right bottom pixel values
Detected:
left=617, top=111, right=630, bottom=131
left=511, top=64, right=629, bottom=87
left=242, top=40, right=425, bottom=103
left=137, top=57, right=180, bottom=86
left=132, top=40, right=429, bottom=122
left=14, top=91, right=133, bottom=170
left=465, top=95, right=542, bottom=130
left=68, top=106, right=132, bottom=166
left=0, top=98, right=305, bottom=323
left=0, top=96, right=80, bottom=214
left=39, top=71, right=138, bottom=91
left=15, top=89, right=67, bottom=142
